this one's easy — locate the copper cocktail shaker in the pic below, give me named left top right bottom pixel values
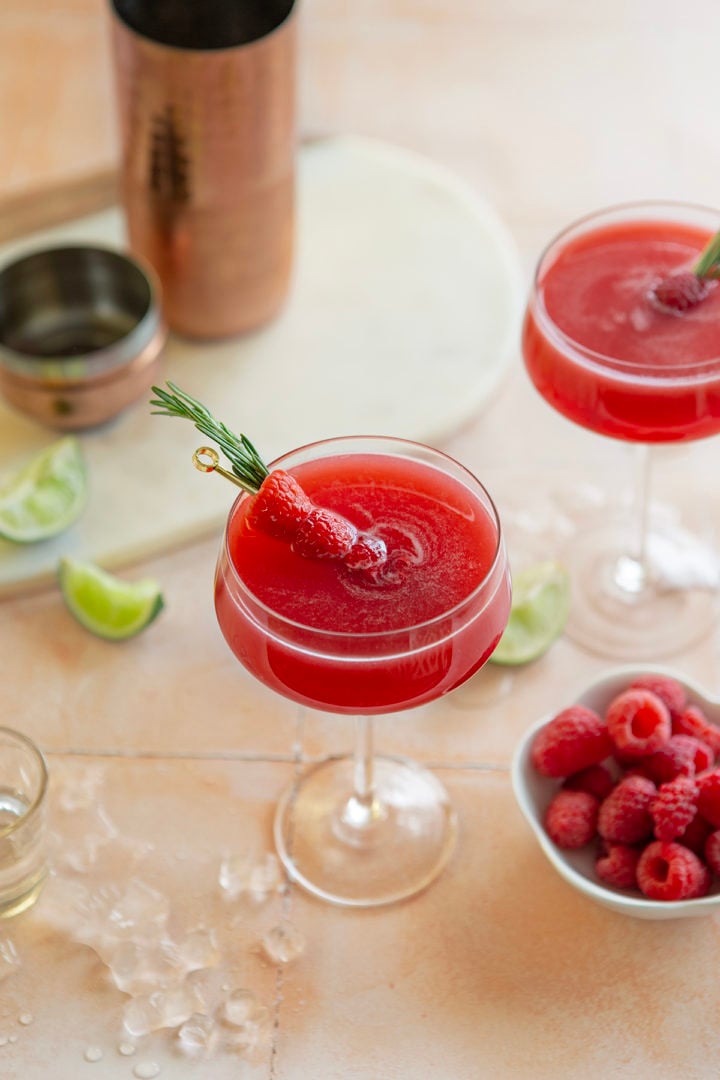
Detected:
left=109, top=1, right=297, bottom=340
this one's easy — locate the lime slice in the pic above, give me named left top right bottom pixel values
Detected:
left=58, top=557, right=164, bottom=641
left=0, top=437, right=87, bottom=543
left=491, top=561, right=571, bottom=666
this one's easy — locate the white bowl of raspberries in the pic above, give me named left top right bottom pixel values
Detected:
left=511, top=667, right=720, bottom=918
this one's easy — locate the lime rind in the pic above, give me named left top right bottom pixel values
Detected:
left=58, top=557, right=164, bottom=641
left=0, top=437, right=87, bottom=543
left=491, top=560, right=571, bottom=667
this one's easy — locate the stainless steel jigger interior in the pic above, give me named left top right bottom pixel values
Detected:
left=0, top=245, right=166, bottom=430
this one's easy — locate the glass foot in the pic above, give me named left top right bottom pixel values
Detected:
left=562, top=520, right=719, bottom=660
left=274, top=755, right=457, bottom=907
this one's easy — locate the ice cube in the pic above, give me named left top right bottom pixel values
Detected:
left=177, top=928, right=220, bottom=974
left=222, top=989, right=258, bottom=1027
left=177, top=1013, right=217, bottom=1057
left=261, top=921, right=306, bottom=964
left=219, top=852, right=282, bottom=904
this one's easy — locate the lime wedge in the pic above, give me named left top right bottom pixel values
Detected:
left=491, top=561, right=571, bottom=666
left=0, top=437, right=87, bottom=543
left=58, top=557, right=164, bottom=641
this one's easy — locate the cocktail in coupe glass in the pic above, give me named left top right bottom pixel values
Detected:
left=522, top=201, right=720, bottom=659
left=214, top=436, right=511, bottom=907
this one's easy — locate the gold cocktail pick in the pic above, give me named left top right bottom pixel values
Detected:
left=192, top=446, right=257, bottom=493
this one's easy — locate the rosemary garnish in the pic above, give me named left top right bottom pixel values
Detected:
left=150, top=382, right=269, bottom=493
left=694, top=230, right=720, bottom=280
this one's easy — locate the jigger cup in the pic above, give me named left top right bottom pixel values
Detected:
left=109, top=1, right=297, bottom=339
left=0, top=728, right=49, bottom=919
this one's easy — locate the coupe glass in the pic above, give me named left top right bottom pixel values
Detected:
left=214, top=436, right=511, bottom=907
left=522, top=201, right=720, bottom=659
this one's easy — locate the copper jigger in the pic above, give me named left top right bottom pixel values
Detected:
left=109, top=2, right=297, bottom=340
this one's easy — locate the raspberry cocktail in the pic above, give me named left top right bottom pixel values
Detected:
left=153, top=387, right=510, bottom=906
left=523, top=202, right=720, bottom=658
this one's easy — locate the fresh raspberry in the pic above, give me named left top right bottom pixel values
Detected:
left=291, top=506, right=357, bottom=560
left=344, top=533, right=388, bottom=571
left=650, top=272, right=710, bottom=314
left=595, top=843, right=641, bottom=890
left=629, top=674, right=687, bottom=721
left=563, top=763, right=614, bottom=801
left=704, top=830, right=720, bottom=875
left=544, top=789, right=599, bottom=849
left=696, top=769, right=720, bottom=828
left=673, top=705, right=720, bottom=756
left=642, top=734, right=713, bottom=785
left=246, top=470, right=313, bottom=541
left=677, top=812, right=713, bottom=856
left=530, top=706, right=612, bottom=779
left=597, top=775, right=656, bottom=845
left=636, top=840, right=711, bottom=901
left=651, top=776, right=699, bottom=841
left=605, top=689, right=671, bottom=759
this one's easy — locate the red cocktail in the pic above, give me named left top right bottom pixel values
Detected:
left=523, top=203, right=720, bottom=657
left=215, top=436, right=510, bottom=906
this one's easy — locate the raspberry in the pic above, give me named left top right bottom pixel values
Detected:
left=291, top=506, right=357, bottom=560
left=678, top=812, right=713, bottom=856
left=629, top=674, right=687, bottom=721
left=642, top=734, right=713, bottom=785
left=530, top=706, right=612, bottom=778
left=650, top=271, right=710, bottom=314
left=344, top=533, right=388, bottom=571
left=636, top=840, right=711, bottom=901
left=596, top=843, right=641, bottom=890
left=673, top=704, right=720, bottom=756
left=563, top=763, right=614, bottom=801
left=597, top=775, right=656, bottom=845
left=696, top=769, right=720, bottom=828
left=650, top=776, right=698, bottom=841
left=544, top=789, right=599, bottom=849
left=605, top=689, right=671, bottom=759
left=704, top=830, right=720, bottom=875
left=246, top=470, right=313, bottom=541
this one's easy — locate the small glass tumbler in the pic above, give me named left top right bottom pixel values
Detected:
left=0, top=728, right=49, bottom=918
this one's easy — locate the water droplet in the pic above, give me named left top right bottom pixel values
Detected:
left=84, top=1046, right=103, bottom=1063
left=18, top=1013, right=33, bottom=1026
left=222, top=989, right=257, bottom=1027
left=0, top=1034, right=8, bottom=1047
left=261, top=920, right=306, bottom=964
left=117, top=1041, right=136, bottom=1056
left=133, top=1062, right=161, bottom=1079
left=8, top=1034, right=17, bottom=1044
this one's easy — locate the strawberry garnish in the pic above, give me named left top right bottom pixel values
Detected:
left=650, top=228, right=720, bottom=315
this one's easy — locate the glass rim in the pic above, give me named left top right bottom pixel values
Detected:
left=531, top=199, right=720, bottom=376
left=219, top=434, right=507, bottom=642
left=0, top=726, right=48, bottom=837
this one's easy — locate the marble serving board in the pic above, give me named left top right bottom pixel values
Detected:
left=0, top=135, right=523, bottom=597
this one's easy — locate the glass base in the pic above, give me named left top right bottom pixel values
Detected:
left=562, top=520, right=719, bottom=660
left=0, top=868, right=48, bottom=919
left=274, top=755, right=458, bottom=907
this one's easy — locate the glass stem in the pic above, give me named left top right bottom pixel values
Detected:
left=334, top=717, right=386, bottom=840
left=613, top=443, right=652, bottom=596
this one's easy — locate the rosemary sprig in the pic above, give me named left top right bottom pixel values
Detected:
left=694, top=230, right=720, bottom=280
left=150, top=382, right=269, bottom=493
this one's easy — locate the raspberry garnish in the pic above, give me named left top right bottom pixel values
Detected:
left=344, top=533, right=388, bottom=572
left=597, top=774, right=656, bottom=845
left=629, top=674, right=687, bottom=722
left=636, top=840, right=711, bottom=901
left=673, top=704, right=720, bottom=756
left=650, top=271, right=710, bottom=314
left=531, top=706, right=612, bottom=779
left=291, top=506, right=357, bottom=560
left=544, top=789, right=599, bottom=849
left=605, top=689, right=671, bottom=759
left=562, top=763, right=614, bottom=801
left=246, top=469, right=313, bottom=541
left=596, top=843, right=641, bottom=890
left=696, top=769, right=720, bottom=828
left=651, top=775, right=699, bottom=841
